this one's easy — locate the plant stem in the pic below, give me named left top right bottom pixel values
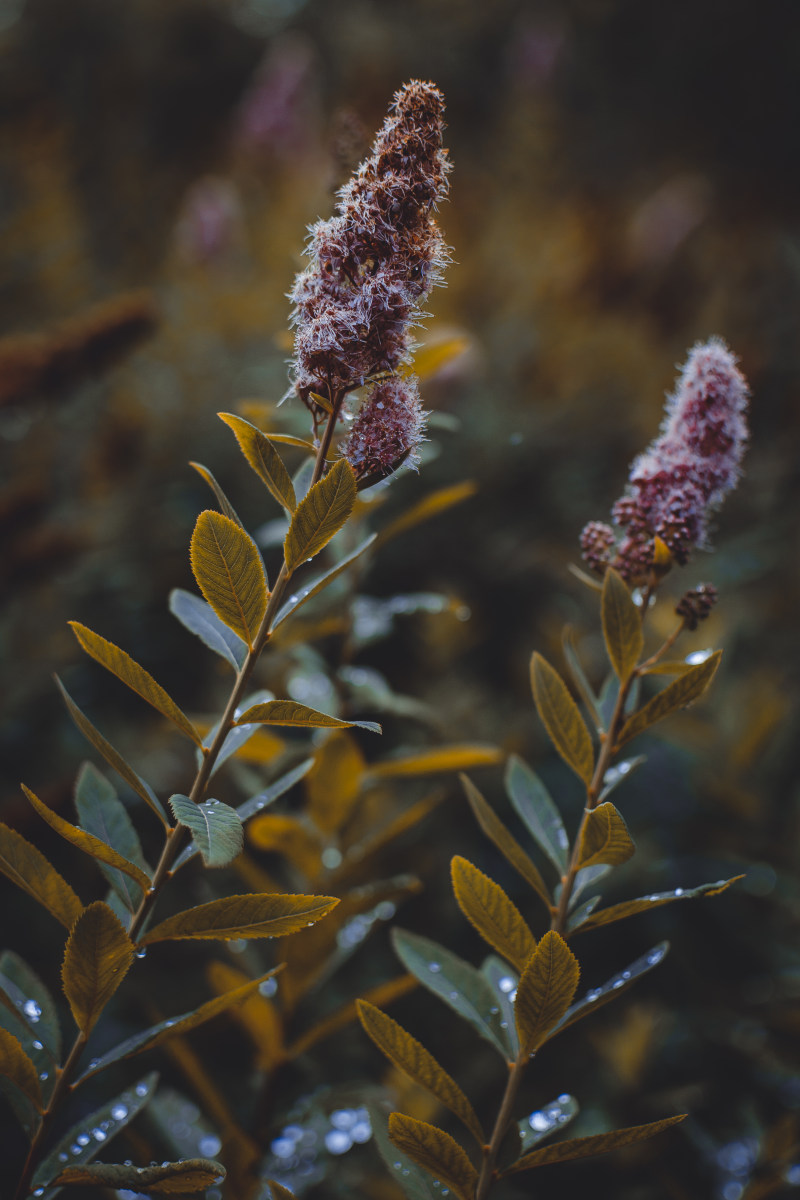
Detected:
left=475, top=1057, right=527, bottom=1200
left=13, top=1033, right=87, bottom=1200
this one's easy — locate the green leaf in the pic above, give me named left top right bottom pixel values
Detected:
left=505, top=755, right=569, bottom=876
left=55, top=677, right=167, bottom=825
left=461, top=775, right=552, bottom=911
left=140, top=893, right=339, bottom=945
left=22, top=784, right=152, bottom=895
left=451, top=856, right=536, bottom=972
left=388, top=1113, right=478, bottom=1200
left=219, top=412, right=297, bottom=512
left=69, top=622, right=202, bottom=746
left=515, top=930, right=580, bottom=1054
left=169, top=588, right=247, bottom=670
left=235, top=699, right=380, bottom=733
left=0, top=823, right=83, bottom=929
left=562, top=626, right=604, bottom=732
left=553, top=943, right=669, bottom=1036
left=189, top=460, right=245, bottom=527
left=531, top=654, right=595, bottom=785
left=0, top=951, right=61, bottom=1061
left=502, top=1114, right=686, bottom=1175
left=284, top=458, right=357, bottom=573
left=61, top=902, right=134, bottom=1035
left=357, top=1001, right=484, bottom=1143
left=32, top=1072, right=158, bottom=1190
left=74, top=763, right=150, bottom=912
left=618, top=650, right=723, bottom=747
left=517, top=1094, right=579, bottom=1155
left=0, top=1074, right=39, bottom=1138
left=601, top=568, right=644, bottom=681
left=576, top=802, right=636, bottom=870
left=273, top=533, right=378, bottom=628
left=597, top=755, right=647, bottom=803
left=391, top=928, right=513, bottom=1060
left=168, top=795, right=243, bottom=868
left=575, top=877, right=744, bottom=935
left=368, top=1101, right=443, bottom=1200
left=190, top=510, right=268, bottom=649
left=0, top=1027, right=41, bottom=1111
left=51, top=1158, right=225, bottom=1193
left=480, top=956, right=520, bottom=1057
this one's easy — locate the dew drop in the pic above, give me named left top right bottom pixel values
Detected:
left=111, top=1104, right=128, bottom=1121
left=428, top=962, right=441, bottom=973
left=490, top=1006, right=500, bottom=1015
left=93, top=1128, right=107, bottom=1142
left=393, top=1162, right=402, bottom=1170
left=135, top=949, right=147, bottom=960
left=674, top=887, right=684, bottom=897
left=558, top=1093, right=570, bottom=1104
left=499, top=1020, right=508, bottom=1029
left=38, top=1072, right=48, bottom=1081
left=529, top=1111, right=552, bottom=1131
left=135, top=1083, right=149, bottom=1097
left=271, top=1137, right=296, bottom=1159
left=76, top=1133, right=90, bottom=1147
left=70, top=1145, right=81, bottom=1156
left=498, top=976, right=515, bottom=994
left=325, top=1129, right=352, bottom=1155
left=351, top=1120, right=371, bottom=1143
left=23, top=999, right=41, bottom=1022
left=33, top=1190, right=44, bottom=1197
left=259, top=977, right=278, bottom=998
left=58, top=1153, right=68, bottom=1163
left=587, top=988, right=601, bottom=1002
left=199, top=1134, right=222, bottom=1156
left=612, top=976, right=625, bottom=989
left=449, top=990, right=459, bottom=1000
left=88, top=1058, right=99, bottom=1069
left=32, top=1040, right=43, bottom=1051
left=331, top=1109, right=357, bottom=1130
left=647, top=947, right=665, bottom=965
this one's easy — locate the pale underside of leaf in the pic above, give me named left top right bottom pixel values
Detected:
left=169, top=795, right=244, bottom=868
left=272, top=533, right=377, bottom=629
left=574, top=876, right=744, bottom=935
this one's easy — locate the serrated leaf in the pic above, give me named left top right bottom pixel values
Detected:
left=515, top=930, right=580, bottom=1054
left=0, top=1027, right=41, bottom=1111
left=388, top=1113, right=478, bottom=1200
left=505, top=755, right=569, bottom=876
left=284, top=458, right=357, bottom=573
left=368, top=1102, right=442, bottom=1200
left=0, top=951, right=61, bottom=1061
left=374, top=480, right=477, bottom=549
left=22, top=784, right=151, bottom=895
left=618, top=650, right=723, bottom=747
left=502, top=1114, right=686, bottom=1174
left=62, top=902, right=134, bottom=1034
left=219, top=412, right=297, bottom=512
left=392, top=928, right=512, bottom=1059
left=52, top=1158, right=225, bottom=1193
left=169, top=795, right=243, bottom=868
left=369, top=744, right=503, bottom=779
left=69, top=622, right=202, bottom=746
left=189, top=460, right=245, bottom=527
left=577, top=802, right=636, bottom=870
left=357, top=1001, right=484, bottom=1144
left=190, top=510, right=268, bottom=649
left=531, top=654, right=595, bottom=785
left=32, top=1072, right=158, bottom=1190
left=235, top=699, right=380, bottom=733
left=0, top=823, right=83, bottom=929
left=74, top=763, right=150, bottom=912
left=602, top=568, right=644, bottom=681
left=169, top=588, right=247, bottom=670
left=575, top=877, right=744, bottom=935
left=140, top=893, right=338, bottom=944
left=55, top=677, right=167, bottom=824
left=461, top=775, right=551, bottom=911
left=272, top=534, right=377, bottom=628
left=553, top=943, right=669, bottom=1036
left=451, top=856, right=536, bottom=972
left=563, top=626, right=604, bottom=732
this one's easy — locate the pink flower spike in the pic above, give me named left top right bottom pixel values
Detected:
left=340, top=375, right=427, bottom=489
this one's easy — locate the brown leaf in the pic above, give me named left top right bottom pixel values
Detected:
left=0, top=1027, right=42, bottom=1111
left=601, top=568, right=643, bottom=681
left=62, top=902, right=134, bottom=1034
left=219, top=413, right=297, bottom=512
left=140, top=893, right=338, bottom=944
left=0, top=822, right=83, bottom=929
left=451, top=856, right=536, bottom=971
left=515, top=931, right=580, bottom=1054
left=461, top=775, right=551, bottom=911
left=577, top=803, right=636, bottom=870
left=618, top=651, right=722, bottom=747
left=531, top=654, right=595, bottom=785
left=190, top=510, right=267, bottom=649
left=387, top=1112, right=478, bottom=1200
left=284, top=458, right=357, bottom=573
left=503, top=1114, right=686, bottom=1174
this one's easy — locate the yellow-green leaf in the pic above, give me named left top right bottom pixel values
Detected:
left=140, top=893, right=338, bottom=944
left=357, top=1001, right=484, bottom=1144
left=284, top=458, right=357, bottom=573
left=246, top=814, right=322, bottom=876
left=502, top=1114, right=686, bottom=1174
left=0, top=1027, right=42, bottom=1111
left=266, top=1182, right=296, bottom=1200
left=461, top=775, right=551, bottom=911
left=374, top=480, right=477, bottom=549
left=575, top=876, right=744, bottom=935
left=451, top=856, right=536, bottom=972
left=235, top=699, right=380, bottom=734
left=576, top=803, right=636, bottom=870
left=306, top=732, right=365, bottom=834
left=190, top=510, right=268, bottom=649
left=601, top=568, right=643, bottom=681
left=387, top=1113, right=478, bottom=1200
left=0, top=823, right=83, bottom=929
left=51, top=1159, right=225, bottom=1193
left=62, top=902, right=135, bottom=1034
left=288, top=974, right=416, bottom=1059
left=618, top=651, right=722, bottom=747
left=69, top=623, right=202, bottom=746
left=219, top=412, right=297, bottom=513
left=515, top=930, right=580, bottom=1054
left=21, top=785, right=152, bottom=893
left=530, top=654, right=595, bottom=785
left=402, top=333, right=470, bottom=380
left=189, top=461, right=245, bottom=528
left=368, top=744, right=503, bottom=780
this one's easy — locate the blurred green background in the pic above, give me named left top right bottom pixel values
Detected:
left=1, top=1, right=799, bottom=1197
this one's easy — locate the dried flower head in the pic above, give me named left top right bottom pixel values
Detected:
left=340, top=375, right=426, bottom=488
left=581, top=338, right=749, bottom=584
left=675, top=582, right=718, bottom=630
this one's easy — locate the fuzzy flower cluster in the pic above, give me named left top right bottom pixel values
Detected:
left=339, top=375, right=426, bottom=486
left=581, top=338, right=749, bottom=583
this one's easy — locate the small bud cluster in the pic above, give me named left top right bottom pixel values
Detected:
left=339, top=375, right=426, bottom=488
left=581, top=338, right=749, bottom=583
left=675, top=583, right=718, bottom=630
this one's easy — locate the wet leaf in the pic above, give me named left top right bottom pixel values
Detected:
left=451, top=856, right=536, bottom=971
left=284, top=458, right=357, bottom=573
left=190, top=510, right=268, bottom=649
left=141, top=893, right=338, bottom=944
left=74, top=763, right=150, bottom=912
left=374, top=480, right=477, bottom=549
left=169, top=795, right=243, bottom=868
left=562, top=627, right=604, bottom=732
left=0, top=951, right=61, bottom=1061
left=189, top=460, right=245, bottom=527
left=388, top=1113, right=478, bottom=1200
left=568, top=863, right=611, bottom=907
left=575, top=877, right=744, bottom=935
left=220, top=412, right=297, bottom=512
left=502, top=1114, right=686, bottom=1174
left=601, top=568, right=644, bottom=681
left=272, top=534, right=377, bottom=629
left=369, top=1101, right=442, bottom=1200
left=62, top=902, right=134, bottom=1034
left=553, top=943, right=669, bottom=1036
left=0, top=823, right=83, bottom=929
left=618, top=650, right=722, bottom=747
left=369, top=743, right=502, bottom=779
left=566, top=895, right=602, bottom=931
left=518, top=1094, right=579, bottom=1154
left=597, top=756, right=647, bottom=803
left=577, top=803, right=635, bottom=869
left=306, top=732, right=365, bottom=834
left=169, top=588, right=247, bottom=670
left=22, top=785, right=151, bottom=895
left=55, top=677, right=167, bottom=824
left=392, top=928, right=513, bottom=1059
left=0, top=1027, right=41, bottom=1111
left=235, top=699, right=380, bottom=733
left=357, top=1000, right=484, bottom=1143
left=531, top=654, right=595, bottom=785
left=481, top=956, right=520, bottom=1056
left=505, top=755, right=569, bottom=876
left=515, top=931, right=580, bottom=1054
left=51, top=1157, right=225, bottom=1193
left=69, top=623, right=202, bottom=746
left=461, top=775, right=551, bottom=911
